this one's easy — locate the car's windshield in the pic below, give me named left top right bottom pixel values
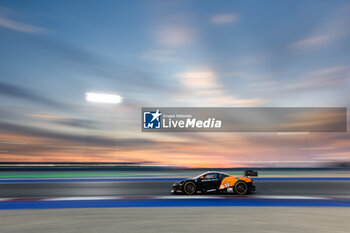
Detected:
left=220, top=172, right=231, bottom=177
left=192, top=172, right=230, bottom=179
left=192, top=173, right=207, bottom=179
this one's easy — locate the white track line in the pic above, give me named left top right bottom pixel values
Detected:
left=46, top=196, right=120, bottom=201
left=0, top=198, right=14, bottom=202
left=254, top=195, right=330, bottom=200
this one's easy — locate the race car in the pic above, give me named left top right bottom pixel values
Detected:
left=171, top=170, right=257, bottom=195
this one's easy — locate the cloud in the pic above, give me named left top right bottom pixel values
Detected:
left=288, top=66, right=349, bottom=90
left=0, top=121, right=156, bottom=148
left=204, top=96, right=261, bottom=105
left=0, top=33, right=180, bottom=99
left=30, top=113, right=66, bottom=119
left=290, top=4, right=350, bottom=50
left=0, top=16, right=45, bottom=33
left=0, top=81, right=69, bottom=109
left=54, top=118, right=98, bottom=129
left=31, top=113, right=98, bottom=130
left=175, top=70, right=220, bottom=89
left=37, top=38, right=179, bottom=94
left=210, top=14, right=239, bottom=24
left=155, top=25, right=195, bottom=46
left=291, top=34, right=331, bottom=48
left=140, top=49, right=173, bottom=62
left=0, top=12, right=182, bottom=97
left=174, top=68, right=262, bottom=106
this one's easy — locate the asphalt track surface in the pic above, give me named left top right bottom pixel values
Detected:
left=1, top=207, right=350, bottom=233
left=0, top=207, right=349, bottom=233
left=1, top=180, right=350, bottom=198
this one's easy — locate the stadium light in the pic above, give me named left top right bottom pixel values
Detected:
left=85, top=92, right=122, bottom=104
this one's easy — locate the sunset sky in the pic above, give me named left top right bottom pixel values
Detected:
left=0, top=0, right=349, bottom=167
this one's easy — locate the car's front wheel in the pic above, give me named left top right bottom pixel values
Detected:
left=183, top=181, right=196, bottom=195
left=234, top=181, right=248, bottom=195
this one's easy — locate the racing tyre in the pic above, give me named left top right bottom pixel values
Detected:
left=183, top=181, right=196, bottom=195
left=234, top=181, right=248, bottom=195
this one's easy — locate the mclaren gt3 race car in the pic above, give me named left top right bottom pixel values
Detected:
left=172, top=170, right=258, bottom=195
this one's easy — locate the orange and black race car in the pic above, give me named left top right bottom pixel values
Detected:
left=171, top=170, right=258, bottom=195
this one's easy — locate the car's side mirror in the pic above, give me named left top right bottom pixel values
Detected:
left=200, top=176, right=204, bottom=179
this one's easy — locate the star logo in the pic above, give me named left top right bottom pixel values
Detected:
left=143, top=109, right=162, bottom=129
left=151, top=109, right=162, bottom=122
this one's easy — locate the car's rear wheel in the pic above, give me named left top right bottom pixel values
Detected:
left=234, top=181, right=248, bottom=195
left=183, top=181, right=196, bottom=195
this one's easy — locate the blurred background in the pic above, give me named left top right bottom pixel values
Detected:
left=0, top=0, right=349, bottom=169
left=1, top=2, right=350, bottom=233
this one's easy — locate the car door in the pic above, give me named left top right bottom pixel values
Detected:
left=200, top=173, right=220, bottom=192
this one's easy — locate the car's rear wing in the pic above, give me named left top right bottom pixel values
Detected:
left=244, top=170, right=258, bottom=177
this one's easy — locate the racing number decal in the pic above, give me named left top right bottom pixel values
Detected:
left=219, top=177, right=237, bottom=190
left=219, top=176, right=252, bottom=190
left=222, top=182, right=230, bottom=188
